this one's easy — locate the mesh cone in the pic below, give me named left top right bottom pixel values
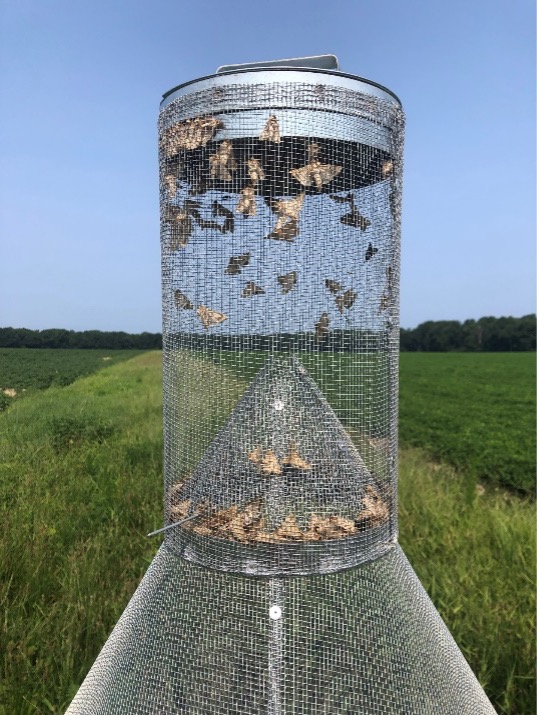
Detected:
left=66, top=544, right=495, bottom=713
left=165, top=355, right=393, bottom=577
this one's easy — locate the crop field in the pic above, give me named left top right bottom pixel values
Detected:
left=0, top=348, right=144, bottom=410
left=399, top=352, right=536, bottom=494
left=0, top=350, right=535, bottom=714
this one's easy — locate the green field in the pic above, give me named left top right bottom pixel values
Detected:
left=399, top=352, right=536, bottom=494
left=0, top=348, right=144, bottom=410
left=0, top=351, right=535, bottom=714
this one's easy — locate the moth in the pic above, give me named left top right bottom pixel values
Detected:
left=161, top=116, right=223, bottom=156
left=325, top=279, right=342, bottom=294
left=365, top=242, right=378, bottom=261
left=165, top=206, right=194, bottom=250
left=196, top=305, right=228, bottom=329
left=246, top=158, right=265, bottom=184
left=341, top=207, right=371, bottom=230
left=265, top=193, right=304, bottom=241
left=163, top=174, right=177, bottom=198
left=379, top=266, right=393, bottom=312
left=381, top=159, right=394, bottom=179
left=277, top=271, right=297, bottom=294
left=329, top=192, right=354, bottom=204
left=357, top=486, right=389, bottom=527
left=259, top=114, right=281, bottom=143
left=336, top=288, right=357, bottom=314
left=174, top=290, right=193, bottom=309
left=236, top=186, right=257, bottom=217
left=282, top=443, right=311, bottom=471
left=266, top=219, right=299, bottom=242
left=186, top=198, right=222, bottom=231
left=290, top=142, right=342, bottom=190
left=315, top=312, right=329, bottom=341
left=209, top=140, right=237, bottom=181
left=242, top=281, right=265, bottom=297
left=248, top=447, right=282, bottom=476
left=192, top=213, right=223, bottom=231
left=224, top=252, right=250, bottom=275
left=330, top=193, right=371, bottom=231
left=167, top=199, right=216, bottom=247
left=212, top=201, right=235, bottom=233
left=274, top=514, right=304, bottom=541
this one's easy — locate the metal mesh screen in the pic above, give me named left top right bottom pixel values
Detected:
left=66, top=69, right=496, bottom=713
left=160, top=80, right=403, bottom=573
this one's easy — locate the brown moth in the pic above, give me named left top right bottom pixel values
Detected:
left=266, top=219, right=299, bottom=242
left=304, top=514, right=357, bottom=541
left=209, top=140, right=237, bottom=181
left=336, top=288, right=357, bottom=314
left=259, top=114, right=281, bottom=143
left=315, top=312, right=329, bottom=341
left=265, top=193, right=305, bottom=241
left=161, top=116, right=223, bottom=156
left=242, top=281, right=265, bottom=297
left=190, top=207, right=222, bottom=231
left=277, top=271, right=297, bottom=294
left=212, top=201, right=235, bottom=233
left=247, top=446, right=263, bottom=464
left=261, top=450, right=282, bottom=475
left=325, top=279, right=342, bottom=294
left=236, top=186, right=257, bottom=216
left=174, top=290, right=193, bottom=309
left=168, top=211, right=193, bottom=250
left=381, top=159, right=394, bottom=178
left=248, top=447, right=282, bottom=476
left=282, top=442, right=311, bottom=471
left=224, top=252, right=251, bottom=275
left=246, top=158, right=265, bottom=184
left=379, top=266, right=393, bottom=312
left=329, top=192, right=354, bottom=204
left=330, top=192, right=371, bottom=230
left=274, top=514, right=304, bottom=541
left=169, top=498, right=192, bottom=522
left=163, top=174, right=177, bottom=198
left=290, top=142, right=343, bottom=190
left=378, top=292, right=390, bottom=312
left=341, top=207, right=371, bottom=230
left=357, top=486, right=389, bottom=527
left=196, top=305, right=228, bottom=329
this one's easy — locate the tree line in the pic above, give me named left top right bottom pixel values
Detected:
left=0, top=328, right=162, bottom=350
left=400, top=315, right=536, bottom=352
left=0, top=315, right=535, bottom=351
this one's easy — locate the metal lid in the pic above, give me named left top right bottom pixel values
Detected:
left=160, top=55, right=401, bottom=109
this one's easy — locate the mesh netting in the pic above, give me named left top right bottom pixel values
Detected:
left=66, top=70, right=496, bottom=713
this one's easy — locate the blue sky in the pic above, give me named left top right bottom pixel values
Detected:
left=0, top=0, right=535, bottom=331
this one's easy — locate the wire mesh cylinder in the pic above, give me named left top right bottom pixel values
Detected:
left=65, top=65, right=497, bottom=715
left=159, top=70, right=404, bottom=575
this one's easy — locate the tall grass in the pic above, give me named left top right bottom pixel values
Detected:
left=0, top=352, right=535, bottom=714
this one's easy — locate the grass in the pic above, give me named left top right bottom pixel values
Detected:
left=0, top=348, right=145, bottom=411
left=0, top=351, right=535, bottom=714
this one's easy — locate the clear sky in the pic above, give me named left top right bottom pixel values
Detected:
left=0, top=0, right=535, bottom=331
